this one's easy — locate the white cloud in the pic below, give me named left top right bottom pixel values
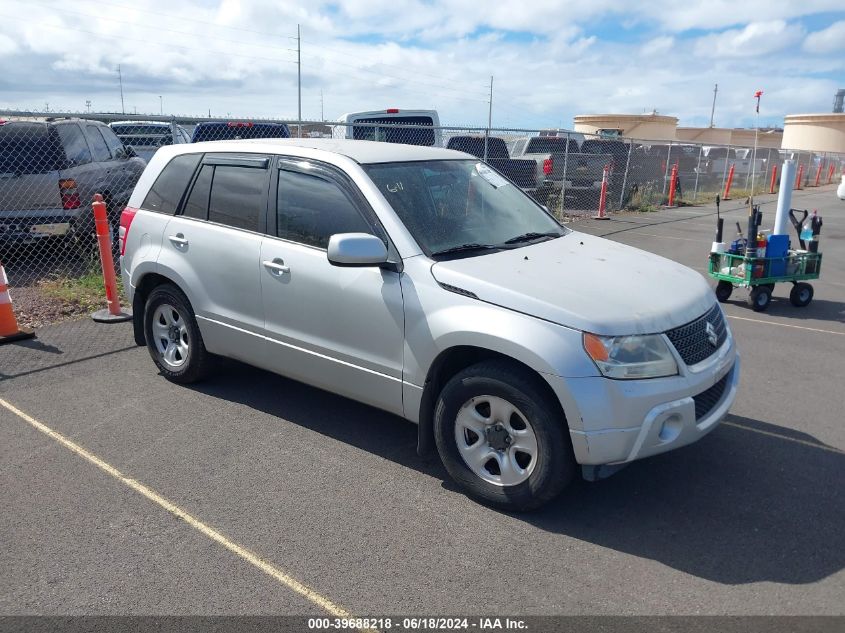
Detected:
left=803, top=20, right=845, bottom=54
left=640, top=36, right=674, bottom=57
left=0, top=0, right=841, bottom=129
left=693, top=20, right=804, bottom=57
left=0, top=33, right=16, bottom=55
left=641, top=0, right=841, bottom=32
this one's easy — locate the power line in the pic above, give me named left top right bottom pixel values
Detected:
left=300, top=51, right=487, bottom=101
left=69, top=0, right=299, bottom=40
left=27, top=2, right=298, bottom=54
left=3, top=15, right=299, bottom=66
left=23, top=3, right=486, bottom=102
left=300, top=37, right=488, bottom=88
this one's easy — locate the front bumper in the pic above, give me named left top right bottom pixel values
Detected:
left=547, top=338, right=739, bottom=466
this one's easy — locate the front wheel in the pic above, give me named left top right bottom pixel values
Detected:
left=433, top=360, right=575, bottom=511
left=144, top=284, right=213, bottom=383
left=715, top=280, right=733, bottom=303
left=747, top=285, right=772, bottom=312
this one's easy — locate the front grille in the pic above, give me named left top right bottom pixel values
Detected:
left=665, top=304, right=727, bottom=366
left=693, top=372, right=730, bottom=420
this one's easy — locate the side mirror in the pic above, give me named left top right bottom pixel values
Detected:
left=327, top=233, right=388, bottom=267
left=123, top=144, right=137, bottom=158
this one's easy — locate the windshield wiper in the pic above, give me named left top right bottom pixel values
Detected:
left=502, top=231, right=561, bottom=245
left=430, top=243, right=502, bottom=258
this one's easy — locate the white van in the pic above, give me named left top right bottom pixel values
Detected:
left=334, top=109, right=441, bottom=147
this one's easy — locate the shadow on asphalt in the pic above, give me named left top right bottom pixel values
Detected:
left=721, top=296, right=845, bottom=325
left=189, top=361, right=845, bottom=588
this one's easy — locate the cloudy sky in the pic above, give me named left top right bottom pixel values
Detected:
left=0, top=0, right=843, bottom=130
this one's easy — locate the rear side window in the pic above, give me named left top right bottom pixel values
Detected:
left=142, top=153, right=202, bottom=214
left=54, top=124, right=91, bottom=166
left=85, top=126, right=112, bottom=162
left=208, top=165, right=267, bottom=232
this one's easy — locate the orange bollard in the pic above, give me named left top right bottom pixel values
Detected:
left=91, top=193, right=132, bottom=323
left=667, top=164, right=678, bottom=206
left=795, top=164, right=804, bottom=190
left=593, top=164, right=610, bottom=220
left=0, top=261, right=35, bottom=344
left=723, top=163, right=735, bottom=199
left=828, top=163, right=836, bottom=184
left=769, top=164, right=778, bottom=194
left=814, top=162, right=823, bottom=187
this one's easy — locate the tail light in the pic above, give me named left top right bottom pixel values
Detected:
left=227, top=121, right=254, bottom=128
left=119, top=206, right=137, bottom=256
left=386, top=108, right=400, bottom=113
left=58, top=178, right=81, bottom=209
left=543, top=157, right=553, bottom=175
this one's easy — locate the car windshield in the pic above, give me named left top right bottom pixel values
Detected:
left=365, top=160, right=567, bottom=257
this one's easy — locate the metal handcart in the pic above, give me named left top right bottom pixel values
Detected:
left=708, top=250, right=822, bottom=312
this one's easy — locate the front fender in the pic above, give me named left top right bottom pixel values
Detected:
left=400, top=261, right=598, bottom=389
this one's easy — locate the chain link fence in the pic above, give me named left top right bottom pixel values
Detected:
left=1, top=110, right=844, bottom=332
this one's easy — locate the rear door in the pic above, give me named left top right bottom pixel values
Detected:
left=158, top=153, right=270, bottom=364
left=259, top=158, right=404, bottom=414
left=99, top=125, right=144, bottom=203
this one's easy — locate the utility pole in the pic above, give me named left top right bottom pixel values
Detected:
left=709, top=83, right=718, bottom=128
left=297, top=24, right=302, bottom=138
left=159, top=95, right=163, bottom=116
left=85, top=100, right=91, bottom=113
left=118, top=65, right=125, bottom=114
left=484, top=75, right=493, bottom=161
left=750, top=90, right=763, bottom=197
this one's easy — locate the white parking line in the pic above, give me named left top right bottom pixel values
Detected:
left=723, top=421, right=844, bottom=455
left=726, top=315, right=845, bottom=336
left=0, top=397, right=366, bottom=627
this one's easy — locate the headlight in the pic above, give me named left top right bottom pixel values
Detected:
left=583, top=332, right=678, bottom=380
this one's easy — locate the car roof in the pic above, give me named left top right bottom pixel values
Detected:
left=173, top=138, right=469, bottom=164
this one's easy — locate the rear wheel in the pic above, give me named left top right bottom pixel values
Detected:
left=747, top=285, right=772, bottom=312
left=715, top=281, right=733, bottom=303
left=433, top=360, right=575, bottom=511
left=144, top=284, right=213, bottom=383
left=789, top=282, right=813, bottom=307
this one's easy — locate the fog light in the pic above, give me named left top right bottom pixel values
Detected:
left=658, top=414, right=682, bottom=442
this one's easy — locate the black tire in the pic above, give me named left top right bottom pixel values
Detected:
left=715, top=281, right=733, bottom=303
left=747, top=285, right=772, bottom=312
left=144, top=283, right=213, bottom=384
left=433, top=360, right=575, bottom=511
left=789, top=282, right=813, bottom=307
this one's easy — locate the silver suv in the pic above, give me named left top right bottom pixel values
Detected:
left=121, top=139, right=739, bottom=510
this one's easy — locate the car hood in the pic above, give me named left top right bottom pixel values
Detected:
left=429, top=231, right=714, bottom=335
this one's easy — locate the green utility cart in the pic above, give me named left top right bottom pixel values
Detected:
left=708, top=250, right=822, bottom=312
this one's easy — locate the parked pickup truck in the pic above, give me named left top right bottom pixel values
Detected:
left=446, top=136, right=537, bottom=195
left=508, top=136, right=572, bottom=204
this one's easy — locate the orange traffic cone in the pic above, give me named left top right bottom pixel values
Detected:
left=0, top=261, right=35, bottom=344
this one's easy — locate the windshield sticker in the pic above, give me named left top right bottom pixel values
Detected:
left=475, top=163, right=509, bottom=188
left=386, top=181, right=404, bottom=193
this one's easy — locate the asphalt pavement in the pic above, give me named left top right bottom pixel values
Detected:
left=1, top=185, right=843, bottom=619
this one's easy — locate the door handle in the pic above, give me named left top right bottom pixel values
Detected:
left=262, top=259, right=290, bottom=275
left=168, top=234, right=189, bottom=246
